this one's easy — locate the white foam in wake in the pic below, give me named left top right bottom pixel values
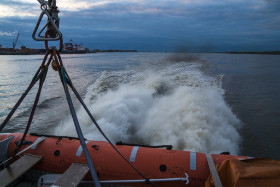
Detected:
left=54, top=61, right=241, bottom=154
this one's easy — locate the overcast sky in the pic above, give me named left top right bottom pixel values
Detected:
left=0, top=0, right=279, bottom=52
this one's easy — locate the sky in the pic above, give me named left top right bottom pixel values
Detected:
left=0, top=0, right=279, bottom=52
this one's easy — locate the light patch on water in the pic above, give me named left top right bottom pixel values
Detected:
left=54, top=60, right=241, bottom=154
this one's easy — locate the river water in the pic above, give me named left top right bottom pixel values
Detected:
left=0, top=52, right=279, bottom=160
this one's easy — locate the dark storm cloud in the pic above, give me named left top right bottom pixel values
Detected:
left=1, top=0, right=280, bottom=51
left=59, top=0, right=280, bottom=51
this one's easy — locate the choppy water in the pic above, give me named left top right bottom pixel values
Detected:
left=0, top=52, right=279, bottom=160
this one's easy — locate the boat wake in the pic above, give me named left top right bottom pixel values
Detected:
left=54, top=55, right=241, bottom=154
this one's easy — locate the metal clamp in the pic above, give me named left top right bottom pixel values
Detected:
left=32, top=0, right=61, bottom=41
left=44, top=29, right=63, bottom=52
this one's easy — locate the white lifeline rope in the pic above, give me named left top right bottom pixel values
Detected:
left=206, top=154, right=223, bottom=187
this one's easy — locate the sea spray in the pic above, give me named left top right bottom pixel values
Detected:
left=54, top=58, right=241, bottom=154
left=137, top=86, right=241, bottom=154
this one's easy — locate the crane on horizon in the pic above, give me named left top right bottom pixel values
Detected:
left=12, top=33, right=19, bottom=50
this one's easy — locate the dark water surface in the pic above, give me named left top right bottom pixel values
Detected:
left=0, top=52, right=279, bottom=160
left=204, top=54, right=280, bottom=160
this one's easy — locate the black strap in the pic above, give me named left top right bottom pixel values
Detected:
left=116, top=141, right=173, bottom=150
left=0, top=50, right=52, bottom=132
left=13, top=65, right=48, bottom=157
left=59, top=60, right=157, bottom=187
left=0, top=50, right=157, bottom=187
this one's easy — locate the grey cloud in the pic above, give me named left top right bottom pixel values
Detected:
left=1, top=1, right=279, bottom=51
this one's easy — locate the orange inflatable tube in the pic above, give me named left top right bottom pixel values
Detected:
left=0, top=133, right=249, bottom=186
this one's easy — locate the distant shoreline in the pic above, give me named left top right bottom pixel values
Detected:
left=220, top=51, right=280, bottom=55
left=0, top=49, right=138, bottom=55
left=1, top=50, right=280, bottom=55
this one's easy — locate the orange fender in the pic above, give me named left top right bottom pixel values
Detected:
left=0, top=133, right=249, bottom=186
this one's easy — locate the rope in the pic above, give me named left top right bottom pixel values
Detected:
left=59, top=60, right=157, bottom=187
left=0, top=49, right=156, bottom=187
left=0, top=50, right=52, bottom=167
left=0, top=137, right=46, bottom=167
left=53, top=50, right=101, bottom=187
left=0, top=50, right=51, bottom=132
left=1, top=0, right=156, bottom=186
left=13, top=65, right=48, bottom=157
